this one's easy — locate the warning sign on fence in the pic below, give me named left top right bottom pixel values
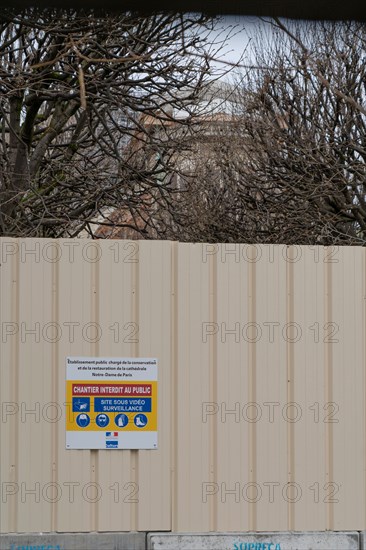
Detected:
left=66, top=357, right=158, bottom=449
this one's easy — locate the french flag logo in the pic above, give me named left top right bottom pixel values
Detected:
left=106, top=431, right=118, bottom=439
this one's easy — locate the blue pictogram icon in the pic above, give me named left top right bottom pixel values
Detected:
left=115, top=413, right=129, bottom=428
left=76, top=413, right=90, bottom=428
left=72, top=397, right=90, bottom=412
left=134, top=414, right=148, bottom=428
left=96, top=414, right=109, bottom=428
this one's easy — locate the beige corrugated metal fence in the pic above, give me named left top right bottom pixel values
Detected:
left=0, top=239, right=365, bottom=533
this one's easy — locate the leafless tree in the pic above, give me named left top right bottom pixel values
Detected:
left=167, top=19, right=366, bottom=245
left=0, top=8, right=230, bottom=237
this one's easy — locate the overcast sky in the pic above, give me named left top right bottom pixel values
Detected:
left=208, top=16, right=270, bottom=79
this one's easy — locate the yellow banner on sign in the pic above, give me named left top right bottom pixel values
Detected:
left=66, top=380, right=157, bottom=432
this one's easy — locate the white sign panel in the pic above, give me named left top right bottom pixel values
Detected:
left=66, top=357, right=158, bottom=449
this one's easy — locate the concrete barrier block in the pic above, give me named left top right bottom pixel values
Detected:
left=147, top=532, right=359, bottom=550
left=360, top=532, right=366, bottom=550
left=0, top=532, right=146, bottom=550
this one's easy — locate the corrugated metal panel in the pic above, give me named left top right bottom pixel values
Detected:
left=0, top=239, right=365, bottom=533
